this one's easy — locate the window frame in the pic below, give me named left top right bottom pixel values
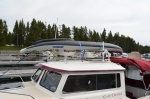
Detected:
left=40, top=70, right=62, bottom=92
left=62, top=73, right=121, bottom=94
left=31, top=68, right=43, bottom=83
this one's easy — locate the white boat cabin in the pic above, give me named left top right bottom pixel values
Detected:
left=0, top=60, right=128, bottom=99
left=1, top=38, right=146, bottom=99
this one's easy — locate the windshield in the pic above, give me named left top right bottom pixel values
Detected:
left=40, top=71, right=62, bottom=92
left=32, top=68, right=43, bottom=82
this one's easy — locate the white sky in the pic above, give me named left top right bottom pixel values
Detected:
left=1, top=0, right=150, bottom=46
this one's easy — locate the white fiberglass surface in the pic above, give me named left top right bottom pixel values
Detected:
left=39, top=61, right=125, bottom=72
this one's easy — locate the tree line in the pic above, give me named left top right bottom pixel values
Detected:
left=0, top=18, right=149, bottom=53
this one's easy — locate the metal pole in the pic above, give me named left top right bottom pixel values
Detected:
left=55, top=18, right=58, bottom=39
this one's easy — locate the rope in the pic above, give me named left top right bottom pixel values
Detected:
left=78, top=41, right=84, bottom=61
left=99, top=42, right=103, bottom=51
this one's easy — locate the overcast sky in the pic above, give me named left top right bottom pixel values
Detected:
left=1, top=0, right=150, bottom=46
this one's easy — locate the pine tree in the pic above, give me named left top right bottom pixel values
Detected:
left=1, top=18, right=150, bottom=53
left=106, top=31, right=113, bottom=43
left=24, top=22, right=30, bottom=46
left=113, top=32, right=120, bottom=45
left=26, top=18, right=39, bottom=46
left=51, top=24, right=58, bottom=38
left=38, top=21, right=47, bottom=39
left=119, top=35, right=126, bottom=52
left=13, top=20, right=19, bottom=46
left=18, top=19, right=26, bottom=46
left=78, top=26, right=84, bottom=41
left=59, top=24, right=70, bottom=38
left=83, top=26, right=89, bottom=41
left=72, top=26, right=79, bottom=40
left=93, top=30, right=98, bottom=42
left=89, top=29, right=93, bottom=41
left=78, top=26, right=88, bottom=41
left=47, top=24, right=53, bottom=38
left=7, top=32, right=13, bottom=45
left=2, top=20, right=8, bottom=46
left=0, top=19, right=3, bottom=46
left=101, top=28, right=107, bottom=42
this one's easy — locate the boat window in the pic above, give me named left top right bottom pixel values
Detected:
left=32, top=68, right=43, bottom=82
left=40, top=71, right=62, bottom=92
left=125, top=65, right=142, bottom=80
left=96, top=73, right=121, bottom=90
left=62, top=73, right=120, bottom=93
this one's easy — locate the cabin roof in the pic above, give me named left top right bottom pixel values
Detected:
left=111, top=57, right=150, bottom=73
left=35, top=61, right=125, bottom=72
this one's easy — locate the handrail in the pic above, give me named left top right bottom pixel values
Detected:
left=0, top=90, right=35, bottom=99
left=141, top=75, right=150, bottom=96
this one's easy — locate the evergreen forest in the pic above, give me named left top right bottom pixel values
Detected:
left=0, top=18, right=149, bottom=54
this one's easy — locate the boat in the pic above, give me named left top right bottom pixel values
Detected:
left=0, top=38, right=148, bottom=99
left=142, top=53, right=150, bottom=62
left=111, top=56, right=150, bottom=98
left=20, top=38, right=123, bottom=54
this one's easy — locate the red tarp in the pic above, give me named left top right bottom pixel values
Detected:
left=111, top=57, right=150, bottom=73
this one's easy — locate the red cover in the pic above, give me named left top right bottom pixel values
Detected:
left=111, top=57, right=150, bottom=73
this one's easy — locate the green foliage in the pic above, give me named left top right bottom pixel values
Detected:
left=0, top=19, right=3, bottom=46
left=113, top=32, right=120, bottom=45
left=47, top=24, right=52, bottom=38
left=7, top=32, right=13, bottom=45
left=60, top=24, right=70, bottom=38
left=106, top=31, right=113, bottom=43
left=101, top=28, right=107, bottom=42
left=0, top=46, right=22, bottom=50
left=13, top=20, right=19, bottom=46
left=0, top=19, right=9, bottom=46
left=72, top=26, right=79, bottom=40
left=51, top=24, right=58, bottom=38
left=93, top=30, right=99, bottom=42
left=0, top=18, right=150, bottom=53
